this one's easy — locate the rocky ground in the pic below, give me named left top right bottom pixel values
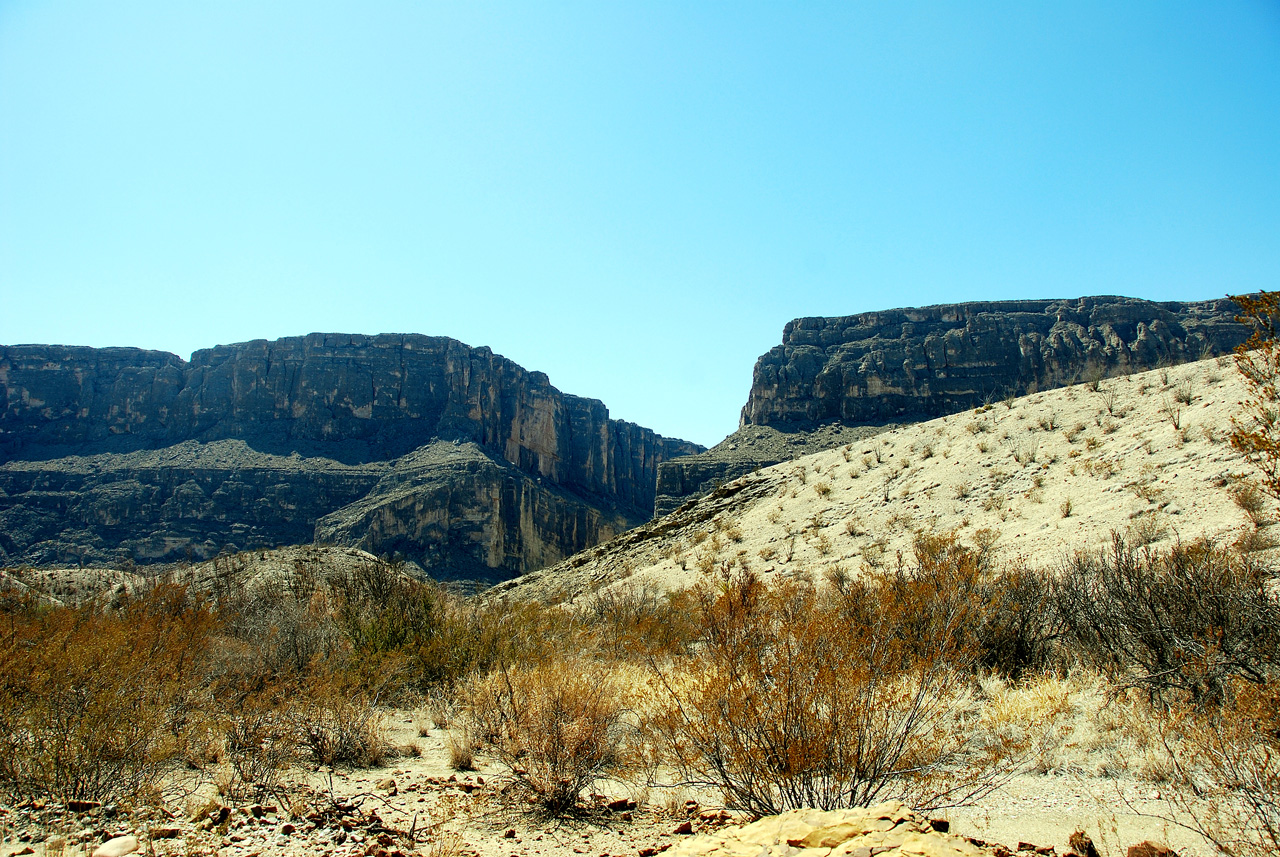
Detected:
left=0, top=706, right=1198, bottom=857
left=0, top=710, right=1204, bottom=857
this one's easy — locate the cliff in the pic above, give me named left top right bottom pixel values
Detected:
left=0, top=335, right=700, bottom=579
left=654, top=295, right=1249, bottom=515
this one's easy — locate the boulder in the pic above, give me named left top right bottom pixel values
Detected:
left=91, top=836, right=138, bottom=857
left=669, top=802, right=1000, bottom=857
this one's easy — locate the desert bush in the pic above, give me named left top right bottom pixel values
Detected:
left=580, top=582, right=698, bottom=661
left=1159, top=679, right=1280, bottom=857
left=652, top=542, right=1034, bottom=816
left=220, top=682, right=299, bottom=797
left=973, top=565, right=1061, bottom=678
left=0, top=585, right=215, bottom=802
left=465, top=658, right=637, bottom=814
left=1232, top=292, right=1280, bottom=499
left=292, top=684, right=386, bottom=767
left=1054, top=534, right=1280, bottom=703
left=865, top=533, right=1058, bottom=679
left=213, top=564, right=344, bottom=678
left=329, top=563, right=567, bottom=697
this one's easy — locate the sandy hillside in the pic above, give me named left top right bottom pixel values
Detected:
left=495, top=355, right=1272, bottom=604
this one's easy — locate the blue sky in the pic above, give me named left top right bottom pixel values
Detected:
left=2, top=2, right=1278, bottom=447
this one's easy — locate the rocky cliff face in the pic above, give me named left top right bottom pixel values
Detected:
left=0, top=335, right=700, bottom=579
left=742, top=296, right=1246, bottom=426
left=313, top=441, right=633, bottom=585
left=655, top=296, right=1249, bottom=515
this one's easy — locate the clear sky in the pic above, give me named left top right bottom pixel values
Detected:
left=2, top=2, right=1278, bottom=447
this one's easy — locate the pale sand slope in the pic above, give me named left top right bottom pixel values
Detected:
left=497, top=355, right=1273, bottom=604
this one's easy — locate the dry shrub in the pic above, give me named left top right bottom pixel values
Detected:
left=652, top=538, right=1035, bottom=816
left=445, top=726, right=475, bottom=772
left=0, top=585, right=215, bottom=802
left=1234, top=482, right=1270, bottom=524
left=1161, top=680, right=1280, bottom=857
left=465, top=658, right=636, bottom=814
left=221, top=684, right=298, bottom=798
left=580, top=582, right=698, bottom=661
left=1231, top=292, right=1280, bottom=499
left=293, top=685, right=386, bottom=767
left=971, top=565, right=1060, bottom=678
left=1055, top=534, right=1279, bottom=703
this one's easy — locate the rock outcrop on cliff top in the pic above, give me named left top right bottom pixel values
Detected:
left=0, top=334, right=700, bottom=582
left=654, top=295, right=1248, bottom=515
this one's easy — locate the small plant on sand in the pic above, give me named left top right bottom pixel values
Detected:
left=1234, top=482, right=1270, bottom=525
left=1173, top=377, right=1195, bottom=406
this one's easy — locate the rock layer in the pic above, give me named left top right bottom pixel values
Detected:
left=742, top=296, right=1245, bottom=427
left=0, top=335, right=700, bottom=578
left=655, top=295, right=1248, bottom=514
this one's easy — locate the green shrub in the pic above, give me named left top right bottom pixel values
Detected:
left=1054, top=534, right=1279, bottom=703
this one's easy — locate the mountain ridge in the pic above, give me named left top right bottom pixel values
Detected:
left=0, top=333, right=701, bottom=580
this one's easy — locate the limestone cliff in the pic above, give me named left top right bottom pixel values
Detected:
left=742, top=296, right=1246, bottom=426
left=0, top=335, right=700, bottom=579
left=655, top=295, right=1249, bottom=515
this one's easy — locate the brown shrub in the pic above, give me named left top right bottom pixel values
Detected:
left=465, top=659, right=636, bottom=815
left=220, top=682, right=299, bottom=798
left=651, top=543, right=1033, bottom=816
left=292, top=684, right=386, bottom=768
left=1231, top=291, right=1280, bottom=499
left=445, top=726, right=475, bottom=772
left=580, top=582, right=698, bottom=661
left=0, top=585, right=215, bottom=802
left=1160, top=679, right=1280, bottom=857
